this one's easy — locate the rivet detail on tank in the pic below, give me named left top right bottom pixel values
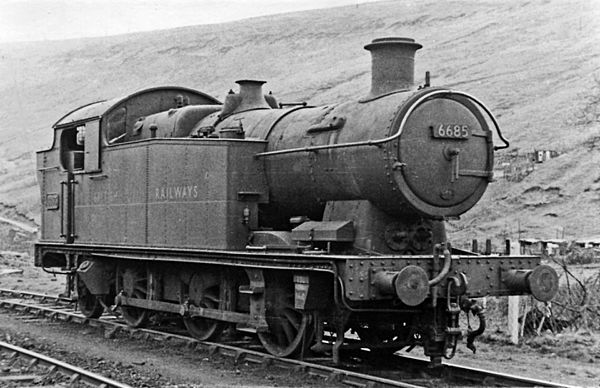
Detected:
left=392, top=162, right=406, bottom=170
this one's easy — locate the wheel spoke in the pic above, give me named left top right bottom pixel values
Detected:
left=134, top=285, right=147, bottom=294
left=203, top=293, right=220, bottom=303
left=280, top=318, right=296, bottom=344
left=283, top=309, right=300, bottom=330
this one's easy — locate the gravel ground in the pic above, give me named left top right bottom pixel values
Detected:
left=0, top=312, right=338, bottom=388
left=441, top=333, right=600, bottom=387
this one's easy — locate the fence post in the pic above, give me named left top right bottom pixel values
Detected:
left=508, top=295, right=520, bottom=344
left=472, top=239, right=478, bottom=253
left=485, top=239, right=492, bottom=255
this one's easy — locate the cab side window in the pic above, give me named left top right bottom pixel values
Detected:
left=60, top=126, right=84, bottom=171
left=59, top=120, right=101, bottom=173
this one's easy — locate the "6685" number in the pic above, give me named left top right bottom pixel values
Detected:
left=433, top=124, right=470, bottom=139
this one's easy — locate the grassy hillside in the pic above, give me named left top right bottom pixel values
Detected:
left=0, top=0, right=598, bottom=241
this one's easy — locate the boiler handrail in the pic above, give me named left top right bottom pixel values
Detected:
left=253, top=89, right=508, bottom=158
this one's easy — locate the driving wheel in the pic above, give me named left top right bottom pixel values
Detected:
left=182, top=272, right=225, bottom=341
left=116, top=265, right=149, bottom=328
left=257, top=281, right=313, bottom=357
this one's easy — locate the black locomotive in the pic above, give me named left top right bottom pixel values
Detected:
left=35, top=37, right=558, bottom=365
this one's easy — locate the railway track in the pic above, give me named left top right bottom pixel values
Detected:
left=0, top=340, right=132, bottom=387
left=0, top=288, right=576, bottom=388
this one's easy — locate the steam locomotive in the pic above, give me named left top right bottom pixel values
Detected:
left=35, top=37, right=558, bottom=365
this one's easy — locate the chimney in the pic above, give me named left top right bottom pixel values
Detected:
left=234, top=79, right=271, bottom=112
left=364, top=37, right=422, bottom=99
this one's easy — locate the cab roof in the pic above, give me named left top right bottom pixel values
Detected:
left=53, top=86, right=220, bottom=128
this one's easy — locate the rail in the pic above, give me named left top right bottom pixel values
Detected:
left=0, top=288, right=576, bottom=388
left=0, top=340, right=132, bottom=388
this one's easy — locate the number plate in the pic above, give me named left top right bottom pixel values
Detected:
left=432, top=124, right=470, bottom=139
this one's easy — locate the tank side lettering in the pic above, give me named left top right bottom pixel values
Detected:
left=154, top=185, right=199, bottom=201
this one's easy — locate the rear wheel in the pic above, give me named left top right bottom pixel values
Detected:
left=76, top=276, right=104, bottom=319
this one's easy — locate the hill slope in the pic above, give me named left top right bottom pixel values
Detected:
left=0, top=0, right=598, bottom=241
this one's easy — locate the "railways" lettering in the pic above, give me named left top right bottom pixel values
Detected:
left=155, top=185, right=199, bottom=201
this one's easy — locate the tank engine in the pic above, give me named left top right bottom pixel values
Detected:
left=35, top=37, right=558, bottom=365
